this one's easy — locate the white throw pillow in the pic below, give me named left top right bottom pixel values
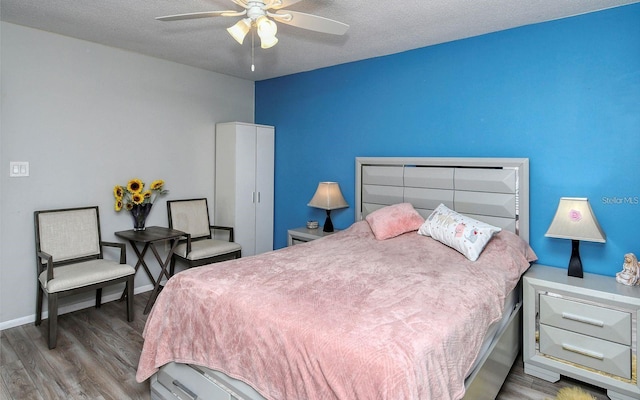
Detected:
left=418, top=204, right=501, bottom=261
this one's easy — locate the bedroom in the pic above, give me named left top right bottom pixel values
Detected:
left=1, top=1, right=639, bottom=399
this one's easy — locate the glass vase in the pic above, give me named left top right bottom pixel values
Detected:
left=130, top=203, right=152, bottom=231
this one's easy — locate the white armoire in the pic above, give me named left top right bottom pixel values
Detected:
left=214, top=122, right=274, bottom=256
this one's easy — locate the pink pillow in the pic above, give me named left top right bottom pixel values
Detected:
left=366, top=203, right=425, bottom=240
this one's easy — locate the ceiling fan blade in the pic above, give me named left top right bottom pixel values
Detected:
left=271, top=10, right=349, bottom=35
left=267, top=0, right=304, bottom=10
left=156, top=10, right=245, bottom=22
left=230, top=0, right=249, bottom=7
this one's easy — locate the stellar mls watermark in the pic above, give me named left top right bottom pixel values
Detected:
left=601, top=195, right=639, bottom=205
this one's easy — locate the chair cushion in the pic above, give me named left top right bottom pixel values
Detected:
left=39, top=260, right=135, bottom=293
left=175, top=239, right=242, bottom=261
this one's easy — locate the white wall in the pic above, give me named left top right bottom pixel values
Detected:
left=0, top=22, right=255, bottom=328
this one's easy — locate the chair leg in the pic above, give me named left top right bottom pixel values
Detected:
left=95, top=288, right=102, bottom=308
left=35, top=285, right=43, bottom=326
left=126, top=276, right=134, bottom=322
left=47, top=293, right=58, bottom=349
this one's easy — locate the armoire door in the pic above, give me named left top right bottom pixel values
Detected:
left=234, top=123, right=259, bottom=256
left=215, top=122, right=274, bottom=257
left=254, top=125, right=274, bottom=255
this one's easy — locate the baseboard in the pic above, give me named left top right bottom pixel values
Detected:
left=0, top=284, right=154, bottom=331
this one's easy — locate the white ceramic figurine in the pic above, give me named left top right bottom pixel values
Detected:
left=616, top=253, right=640, bottom=286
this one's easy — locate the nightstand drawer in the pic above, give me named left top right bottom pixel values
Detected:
left=539, top=324, right=631, bottom=379
left=287, top=227, right=338, bottom=247
left=291, top=238, right=308, bottom=245
left=540, top=294, right=631, bottom=345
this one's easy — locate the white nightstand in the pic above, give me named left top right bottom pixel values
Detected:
left=523, top=264, right=640, bottom=400
left=287, top=227, right=338, bottom=246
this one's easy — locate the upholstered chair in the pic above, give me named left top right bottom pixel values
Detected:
left=167, top=198, right=241, bottom=273
left=34, top=206, right=135, bottom=349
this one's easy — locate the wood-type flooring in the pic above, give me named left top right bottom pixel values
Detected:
left=1, top=292, right=610, bottom=400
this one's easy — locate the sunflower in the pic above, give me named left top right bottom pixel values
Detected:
left=132, top=193, right=145, bottom=204
left=150, top=180, right=164, bottom=190
left=113, top=185, right=124, bottom=199
left=113, top=178, right=168, bottom=213
left=127, top=178, right=144, bottom=194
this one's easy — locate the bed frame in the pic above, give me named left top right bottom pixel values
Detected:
left=356, top=157, right=530, bottom=400
left=150, top=157, right=530, bottom=400
left=355, top=157, right=529, bottom=242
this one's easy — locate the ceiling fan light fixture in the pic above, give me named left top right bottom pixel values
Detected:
left=256, top=16, right=277, bottom=36
left=260, top=34, right=278, bottom=49
left=227, top=18, right=252, bottom=44
left=256, top=15, right=278, bottom=48
left=159, top=1, right=350, bottom=53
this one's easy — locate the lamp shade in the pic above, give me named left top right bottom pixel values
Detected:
left=259, top=34, right=278, bottom=49
left=256, top=16, right=278, bottom=49
left=545, top=197, right=606, bottom=243
left=227, top=18, right=252, bottom=45
left=307, top=182, right=348, bottom=210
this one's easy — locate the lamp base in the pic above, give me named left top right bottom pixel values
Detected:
left=568, top=239, right=583, bottom=278
left=323, top=210, right=334, bottom=232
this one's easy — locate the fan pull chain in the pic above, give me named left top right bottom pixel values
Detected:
left=251, top=30, right=255, bottom=72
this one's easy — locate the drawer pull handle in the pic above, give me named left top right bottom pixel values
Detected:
left=172, top=379, right=198, bottom=399
left=561, top=312, right=604, bottom=327
left=561, top=343, right=604, bottom=360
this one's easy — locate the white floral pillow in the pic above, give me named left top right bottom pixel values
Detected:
left=418, top=203, right=501, bottom=261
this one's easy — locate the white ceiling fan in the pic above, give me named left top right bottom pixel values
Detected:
left=156, top=0, right=349, bottom=50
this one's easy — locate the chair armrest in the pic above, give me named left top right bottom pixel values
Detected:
left=182, top=233, right=192, bottom=255
left=37, top=250, right=54, bottom=281
left=101, top=241, right=127, bottom=264
left=211, top=225, right=235, bottom=242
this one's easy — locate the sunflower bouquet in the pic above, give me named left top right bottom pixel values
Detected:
left=113, top=178, right=168, bottom=211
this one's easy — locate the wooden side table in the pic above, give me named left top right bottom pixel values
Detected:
left=287, top=227, right=338, bottom=246
left=115, top=226, right=185, bottom=314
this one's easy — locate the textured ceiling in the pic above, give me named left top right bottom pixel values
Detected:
left=1, top=0, right=638, bottom=81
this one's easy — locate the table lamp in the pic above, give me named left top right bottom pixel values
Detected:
left=307, top=182, right=348, bottom=232
left=545, top=197, right=606, bottom=278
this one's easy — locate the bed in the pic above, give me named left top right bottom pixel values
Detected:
left=137, top=157, right=536, bottom=400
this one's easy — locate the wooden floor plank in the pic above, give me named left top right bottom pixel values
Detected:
left=3, top=326, right=69, bottom=399
left=1, top=330, right=20, bottom=365
left=1, top=330, right=42, bottom=400
left=1, top=359, right=45, bottom=400
left=0, top=292, right=616, bottom=399
left=54, top=316, right=143, bottom=400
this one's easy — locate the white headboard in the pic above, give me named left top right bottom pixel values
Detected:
left=355, top=157, right=530, bottom=242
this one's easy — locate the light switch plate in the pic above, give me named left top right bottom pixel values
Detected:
left=10, top=161, right=29, bottom=177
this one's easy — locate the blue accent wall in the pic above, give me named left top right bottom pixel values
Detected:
left=256, top=4, right=640, bottom=277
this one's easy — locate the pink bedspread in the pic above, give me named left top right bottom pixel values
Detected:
left=137, top=221, right=536, bottom=399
